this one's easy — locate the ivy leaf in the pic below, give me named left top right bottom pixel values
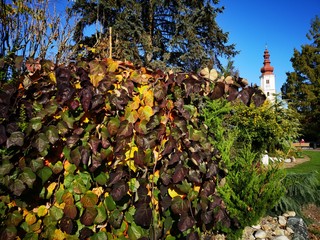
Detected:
left=171, top=197, right=189, bottom=215
left=0, top=124, right=7, bottom=145
left=134, top=203, right=152, bottom=228
left=111, top=180, right=128, bottom=201
left=33, top=133, right=49, bottom=153
left=80, top=207, right=98, bottom=226
left=172, top=164, right=187, bottom=184
left=6, top=131, right=24, bottom=148
left=59, top=217, right=74, bottom=235
left=7, top=210, right=23, bottom=226
left=30, top=117, right=42, bottom=131
left=94, top=202, right=107, bottom=224
left=107, top=117, right=120, bottom=136
left=138, top=106, right=153, bottom=121
left=178, top=214, right=195, bottom=232
left=50, top=206, right=64, bottom=221
left=80, top=191, right=99, bottom=208
left=19, top=168, right=36, bottom=188
left=0, top=160, right=14, bottom=176
left=10, top=179, right=25, bottom=196
left=104, top=195, right=116, bottom=211
left=46, top=125, right=59, bottom=144
left=64, top=204, right=78, bottom=219
left=37, top=166, right=52, bottom=184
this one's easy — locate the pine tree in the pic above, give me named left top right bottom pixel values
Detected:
left=281, top=16, right=320, bottom=141
left=69, top=0, right=237, bottom=71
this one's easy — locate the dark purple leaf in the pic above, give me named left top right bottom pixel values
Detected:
left=91, top=94, right=104, bottom=109
left=70, top=147, right=81, bottom=166
left=79, top=227, right=94, bottom=240
left=80, top=86, right=93, bottom=112
left=0, top=124, right=7, bottom=145
left=33, top=133, right=49, bottom=153
left=134, top=150, right=146, bottom=168
left=107, top=117, right=120, bottom=136
left=134, top=203, right=152, bottom=228
left=10, top=179, right=25, bottom=196
left=172, top=164, right=187, bottom=184
left=117, top=121, right=133, bottom=138
left=178, top=214, right=195, bottom=232
left=59, top=217, right=75, bottom=234
left=168, top=151, right=182, bottom=166
left=187, top=170, right=202, bottom=184
left=200, top=181, right=215, bottom=198
left=108, top=169, right=124, bottom=187
left=187, top=232, right=200, bottom=240
left=205, top=162, right=218, bottom=179
left=66, top=134, right=80, bottom=148
left=89, top=136, right=101, bottom=155
left=201, top=210, right=213, bottom=224
left=171, top=197, right=189, bottom=215
left=111, top=180, right=128, bottom=201
left=162, top=137, right=176, bottom=156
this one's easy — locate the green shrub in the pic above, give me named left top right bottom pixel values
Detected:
left=202, top=99, right=286, bottom=238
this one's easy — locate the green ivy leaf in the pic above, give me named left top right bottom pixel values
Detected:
left=19, top=168, right=36, bottom=188
left=49, top=205, right=64, bottom=221
left=33, top=133, right=49, bottom=153
left=90, top=231, right=108, bottom=240
left=0, top=160, right=14, bottom=176
left=46, top=125, right=59, bottom=144
left=10, top=179, right=25, bottom=196
left=30, top=117, right=42, bottom=131
left=6, top=210, right=23, bottom=226
left=30, top=158, right=44, bottom=172
left=94, top=202, right=107, bottom=224
left=95, top=173, right=108, bottom=185
left=37, top=166, right=52, bottom=184
left=104, top=195, right=116, bottom=211
left=50, top=161, right=63, bottom=174
left=6, top=131, right=24, bottom=148
left=127, top=222, right=144, bottom=240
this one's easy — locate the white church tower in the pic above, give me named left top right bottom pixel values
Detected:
left=260, top=48, right=276, bottom=102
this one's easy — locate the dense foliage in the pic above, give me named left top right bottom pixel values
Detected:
left=69, top=0, right=237, bottom=71
left=281, top=16, right=320, bottom=142
left=0, top=55, right=280, bottom=239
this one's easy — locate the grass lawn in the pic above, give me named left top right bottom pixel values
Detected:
left=286, top=150, right=320, bottom=178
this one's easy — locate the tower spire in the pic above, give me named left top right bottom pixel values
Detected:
left=260, top=48, right=274, bottom=75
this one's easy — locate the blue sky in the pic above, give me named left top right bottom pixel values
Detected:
left=217, top=0, right=319, bottom=92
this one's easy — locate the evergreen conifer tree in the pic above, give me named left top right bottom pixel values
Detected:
left=69, top=0, right=237, bottom=71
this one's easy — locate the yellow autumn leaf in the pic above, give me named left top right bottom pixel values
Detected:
left=143, top=89, right=154, bottom=107
left=36, top=205, right=48, bottom=217
left=168, top=187, right=185, bottom=198
left=106, top=58, right=119, bottom=72
left=115, top=74, right=123, bottom=82
left=25, top=212, right=37, bottom=225
left=48, top=71, right=56, bottom=83
left=53, top=229, right=66, bottom=240
left=138, top=105, right=153, bottom=121
left=126, top=159, right=137, bottom=172
left=92, top=187, right=104, bottom=198
left=89, top=73, right=104, bottom=87
left=131, top=96, right=141, bottom=110
left=47, top=182, right=57, bottom=199
left=75, top=81, right=81, bottom=89
left=193, top=185, right=201, bottom=192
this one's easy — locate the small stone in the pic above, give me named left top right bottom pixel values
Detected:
left=286, top=211, right=296, bottom=217
left=287, top=217, right=309, bottom=240
left=273, top=236, right=290, bottom=240
left=274, top=228, right=285, bottom=236
left=284, top=158, right=292, bottom=163
left=290, top=156, right=296, bottom=162
left=252, top=224, right=261, bottom=229
left=254, top=230, right=267, bottom=239
left=286, top=227, right=294, bottom=234
left=278, top=216, right=287, bottom=226
left=261, top=223, right=272, bottom=231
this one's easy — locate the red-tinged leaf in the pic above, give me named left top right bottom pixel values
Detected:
left=107, top=117, right=120, bottom=136
left=62, top=191, right=74, bottom=205
left=64, top=204, right=78, bottom=219
left=178, top=214, right=195, bottom=232
left=134, top=203, right=152, bottom=228
left=70, top=147, right=81, bottom=167
left=134, top=120, right=148, bottom=134
left=171, top=197, right=189, bottom=215
left=80, top=191, right=99, bottom=208
left=110, top=180, right=128, bottom=201
left=89, top=136, right=101, bottom=155
left=117, top=121, right=133, bottom=138
left=79, top=228, right=94, bottom=239
left=80, top=87, right=93, bottom=111
left=172, top=164, right=187, bottom=184
left=6, top=131, right=24, bottom=148
left=80, top=207, right=98, bottom=226
left=134, top=150, right=145, bottom=168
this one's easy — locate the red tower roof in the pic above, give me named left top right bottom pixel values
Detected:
left=260, top=49, right=274, bottom=75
